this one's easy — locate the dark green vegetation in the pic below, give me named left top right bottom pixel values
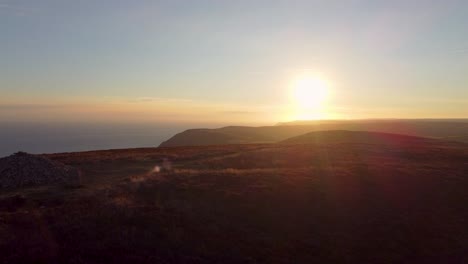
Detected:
left=159, top=119, right=468, bottom=147
left=1, top=131, right=468, bottom=263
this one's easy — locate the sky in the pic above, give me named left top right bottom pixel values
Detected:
left=1, top=0, right=468, bottom=125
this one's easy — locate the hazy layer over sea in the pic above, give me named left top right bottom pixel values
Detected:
left=0, top=121, right=212, bottom=157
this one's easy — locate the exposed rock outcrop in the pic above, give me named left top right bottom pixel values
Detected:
left=0, top=152, right=80, bottom=188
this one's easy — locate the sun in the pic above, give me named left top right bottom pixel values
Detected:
left=290, top=75, right=330, bottom=120
left=293, top=76, right=328, bottom=108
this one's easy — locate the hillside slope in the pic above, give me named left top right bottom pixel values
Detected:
left=280, top=130, right=438, bottom=145
left=159, top=125, right=319, bottom=147
left=1, top=140, right=468, bottom=263
left=159, top=120, right=468, bottom=147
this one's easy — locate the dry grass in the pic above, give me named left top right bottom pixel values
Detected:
left=0, top=142, right=467, bottom=263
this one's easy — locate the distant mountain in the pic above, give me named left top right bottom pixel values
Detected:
left=159, top=120, right=468, bottom=147
left=280, top=130, right=437, bottom=145
left=276, top=118, right=468, bottom=126
left=159, top=125, right=321, bottom=147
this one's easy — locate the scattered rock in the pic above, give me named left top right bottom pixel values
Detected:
left=0, top=152, right=80, bottom=188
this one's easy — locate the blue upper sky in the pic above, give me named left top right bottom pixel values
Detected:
left=1, top=0, right=467, bottom=124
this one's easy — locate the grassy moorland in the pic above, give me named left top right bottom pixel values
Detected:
left=0, top=137, right=467, bottom=263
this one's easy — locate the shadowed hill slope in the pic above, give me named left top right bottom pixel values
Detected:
left=280, top=130, right=439, bottom=146
left=158, top=129, right=244, bottom=147
left=159, top=120, right=468, bottom=147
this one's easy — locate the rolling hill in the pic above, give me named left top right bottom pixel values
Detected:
left=159, top=119, right=468, bottom=147
left=280, top=130, right=439, bottom=145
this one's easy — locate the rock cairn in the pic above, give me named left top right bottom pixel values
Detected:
left=0, top=152, right=80, bottom=188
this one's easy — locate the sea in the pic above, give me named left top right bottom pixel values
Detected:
left=0, top=121, right=211, bottom=157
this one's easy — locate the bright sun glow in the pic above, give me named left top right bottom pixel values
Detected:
left=290, top=75, right=330, bottom=120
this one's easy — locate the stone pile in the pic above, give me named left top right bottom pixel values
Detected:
left=0, top=152, right=80, bottom=188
